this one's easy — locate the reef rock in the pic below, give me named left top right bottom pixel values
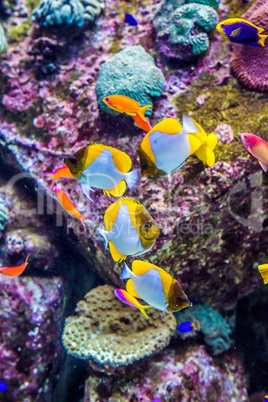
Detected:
left=83, top=345, right=248, bottom=401
left=95, top=45, right=165, bottom=116
left=231, top=0, right=268, bottom=92
left=62, top=285, right=176, bottom=374
left=31, top=0, right=105, bottom=28
left=154, top=0, right=219, bottom=60
left=0, top=275, right=64, bottom=401
left=175, top=304, right=233, bottom=355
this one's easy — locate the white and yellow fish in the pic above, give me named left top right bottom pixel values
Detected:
left=97, top=197, right=160, bottom=262
left=120, top=260, right=191, bottom=317
left=64, top=143, right=140, bottom=200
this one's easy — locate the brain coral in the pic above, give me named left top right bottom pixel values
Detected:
left=231, top=0, right=268, bottom=91
left=153, top=0, right=219, bottom=60
left=62, top=285, right=176, bottom=372
left=95, top=45, right=165, bottom=116
left=175, top=304, right=233, bottom=355
left=31, top=0, right=104, bottom=27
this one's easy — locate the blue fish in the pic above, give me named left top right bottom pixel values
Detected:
left=0, top=381, right=7, bottom=392
left=178, top=321, right=195, bottom=333
left=121, top=13, right=138, bottom=26
left=264, top=396, right=268, bottom=402
left=216, top=18, right=268, bottom=48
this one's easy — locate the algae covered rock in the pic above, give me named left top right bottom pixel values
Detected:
left=175, top=304, right=233, bottom=355
left=154, top=0, right=219, bottom=60
left=95, top=45, right=165, bottom=116
left=62, top=285, right=176, bottom=373
left=31, top=0, right=104, bottom=27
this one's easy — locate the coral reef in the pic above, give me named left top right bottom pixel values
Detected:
left=231, top=0, right=268, bottom=92
left=95, top=45, right=165, bottom=116
left=175, top=304, right=233, bottom=355
left=62, top=285, right=176, bottom=373
left=31, top=0, right=104, bottom=27
left=0, top=275, right=64, bottom=401
left=153, top=0, right=219, bottom=60
left=84, top=346, right=248, bottom=401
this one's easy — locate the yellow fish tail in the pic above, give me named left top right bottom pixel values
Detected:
left=205, top=133, right=218, bottom=151
left=258, top=34, right=268, bottom=47
left=258, top=263, right=268, bottom=284
left=137, top=105, right=152, bottom=122
left=195, top=144, right=215, bottom=167
left=140, top=305, right=152, bottom=319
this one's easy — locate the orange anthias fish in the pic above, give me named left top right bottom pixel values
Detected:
left=54, top=187, right=91, bottom=234
left=132, top=113, right=152, bottom=132
left=241, top=133, right=268, bottom=171
left=41, top=166, right=74, bottom=189
left=103, top=95, right=152, bottom=122
left=0, top=255, right=30, bottom=277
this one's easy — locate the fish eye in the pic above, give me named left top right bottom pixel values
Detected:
left=142, top=164, right=148, bottom=170
left=105, top=97, right=109, bottom=101
left=69, top=157, right=77, bottom=164
left=144, top=222, right=152, bottom=229
left=177, top=297, right=185, bottom=303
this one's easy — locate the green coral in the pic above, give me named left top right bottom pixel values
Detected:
left=95, top=45, right=165, bottom=116
left=154, top=0, right=219, bottom=60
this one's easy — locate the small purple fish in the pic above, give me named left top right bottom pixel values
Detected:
left=216, top=18, right=268, bottom=48
left=178, top=321, right=195, bottom=333
left=121, top=13, right=138, bottom=26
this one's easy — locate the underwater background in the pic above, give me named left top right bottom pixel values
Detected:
left=0, top=0, right=267, bottom=400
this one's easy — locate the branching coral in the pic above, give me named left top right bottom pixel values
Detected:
left=31, top=0, right=104, bottom=27
left=153, top=0, right=219, bottom=60
left=231, top=0, right=268, bottom=92
left=62, top=285, right=176, bottom=372
left=95, top=45, right=165, bottom=116
left=175, top=304, right=233, bottom=355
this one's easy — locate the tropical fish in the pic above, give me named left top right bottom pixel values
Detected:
left=54, top=187, right=91, bottom=234
left=132, top=113, right=152, bottom=132
left=178, top=321, right=195, bottom=333
left=97, top=197, right=160, bottom=262
left=114, top=289, right=152, bottom=318
left=240, top=133, right=268, bottom=172
left=0, top=381, right=7, bottom=392
left=0, top=255, right=29, bottom=277
left=138, top=115, right=217, bottom=176
left=64, top=143, right=140, bottom=200
left=121, top=13, right=138, bottom=26
left=264, top=396, right=268, bottom=402
left=41, top=166, right=74, bottom=189
left=103, top=95, right=152, bottom=122
left=120, top=260, right=191, bottom=317
left=258, top=263, right=268, bottom=285
left=216, top=18, right=268, bottom=47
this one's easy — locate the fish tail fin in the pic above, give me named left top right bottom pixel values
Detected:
left=195, top=144, right=215, bottom=167
left=205, top=132, right=218, bottom=151
left=259, top=34, right=268, bottom=47
left=258, top=263, right=268, bottom=284
left=120, top=262, right=132, bottom=280
left=25, top=254, right=30, bottom=265
left=120, top=13, right=125, bottom=19
left=125, top=169, right=141, bottom=191
left=80, top=216, right=92, bottom=234
left=140, top=305, right=152, bottom=319
left=97, top=228, right=109, bottom=250
left=137, top=105, right=152, bottom=122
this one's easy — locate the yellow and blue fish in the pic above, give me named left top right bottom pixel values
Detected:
left=216, top=18, right=268, bottom=48
left=178, top=321, right=195, bottom=333
left=64, top=143, right=140, bottom=200
left=97, top=197, right=160, bottom=262
left=121, top=13, right=138, bottom=26
left=120, top=260, right=191, bottom=317
left=138, top=115, right=217, bottom=176
left=114, top=289, right=152, bottom=318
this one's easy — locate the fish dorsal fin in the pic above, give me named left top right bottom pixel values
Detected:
left=109, top=240, right=126, bottom=262
left=195, top=144, right=215, bottom=167
left=132, top=261, right=173, bottom=296
left=110, top=147, right=132, bottom=173
left=152, top=118, right=182, bottom=134
left=126, top=279, right=141, bottom=298
left=105, top=181, right=126, bottom=197
left=183, top=115, right=207, bottom=141
left=230, top=27, right=241, bottom=38
left=188, top=134, right=202, bottom=155
left=205, top=133, right=218, bottom=150
left=83, top=143, right=106, bottom=167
